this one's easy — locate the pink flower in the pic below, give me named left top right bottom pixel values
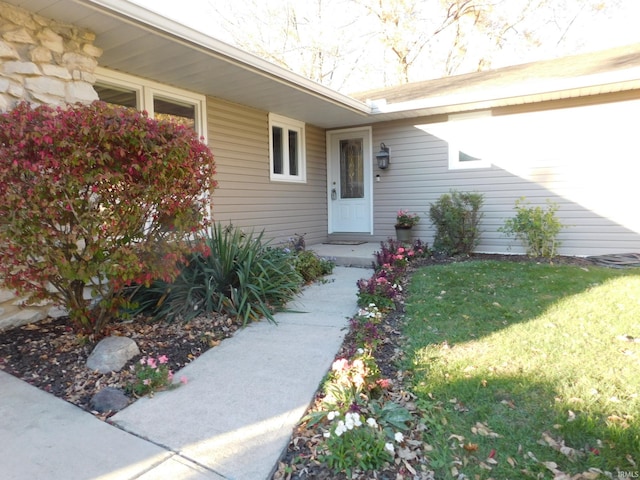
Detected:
left=143, top=379, right=151, bottom=385
left=180, top=376, right=188, bottom=385
left=168, top=371, right=174, bottom=381
left=376, top=378, right=391, bottom=389
left=146, top=357, right=157, bottom=369
left=158, top=355, right=169, bottom=364
left=332, top=358, right=349, bottom=372
left=397, top=247, right=405, bottom=254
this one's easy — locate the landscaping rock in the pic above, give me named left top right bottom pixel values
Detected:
left=90, top=387, right=130, bottom=413
left=86, top=336, right=140, bottom=374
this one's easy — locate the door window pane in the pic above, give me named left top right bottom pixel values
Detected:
left=339, top=139, right=364, bottom=199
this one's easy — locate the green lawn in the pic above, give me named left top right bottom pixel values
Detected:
left=403, top=260, right=640, bottom=478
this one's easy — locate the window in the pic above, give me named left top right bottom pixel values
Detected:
left=269, top=113, right=306, bottom=182
left=447, top=111, right=492, bottom=170
left=94, top=68, right=206, bottom=140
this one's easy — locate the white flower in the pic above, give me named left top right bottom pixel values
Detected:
left=344, top=412, right=362, bottom=429
left=335, top=421, right=347, bottom=436
left=323, top=432, right=330, bottom=438
left=366, top=417, right=378, bottom=428
left=385, top=442, right=394, bottom=454
left=394, top=432, right=404, bottom=443
left=357, top=348, right=364, bottom=355
left=327, top=411, right=339, bottom=421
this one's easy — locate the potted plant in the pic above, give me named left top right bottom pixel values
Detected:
left=395, top=209, right=420, bottom=242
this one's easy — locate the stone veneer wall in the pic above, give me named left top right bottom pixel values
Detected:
left=0, top=0, right=101, bottom=112
left=0, top=1, right=102, bottom=329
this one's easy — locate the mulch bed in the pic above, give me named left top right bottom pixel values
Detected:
left=0, top=253, right=597, bottom=474
left=0, top=312, right=238, bottom=417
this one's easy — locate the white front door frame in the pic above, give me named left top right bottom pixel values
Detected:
left=326, top=127, right=374, bottom=235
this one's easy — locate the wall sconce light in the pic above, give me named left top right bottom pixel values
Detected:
left=375, top=143, right=390, bottom=169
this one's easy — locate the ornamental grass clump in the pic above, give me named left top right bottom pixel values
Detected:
left=0, top=101, right=215, bottom=336
left=130, top=223, right=302, bottom=325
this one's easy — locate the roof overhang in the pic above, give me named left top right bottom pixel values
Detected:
left=5, top=0, right=371, bottom=128
left=356, top=43, right=640, bottom=122
left=5, top=1, right=640, bottom=128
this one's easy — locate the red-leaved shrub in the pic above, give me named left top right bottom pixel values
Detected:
left=0, top=101, right=216, bottom=335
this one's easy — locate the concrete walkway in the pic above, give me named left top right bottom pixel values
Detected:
left=0, top=265, right=371, bottom=480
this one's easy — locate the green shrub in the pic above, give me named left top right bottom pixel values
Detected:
left=0, top=102, right=215, bottom=336
left=131, top=223, right=302, bottom=325
left=499, top=197, right=563, bottom=258
left=429, top=191, right=484, bottom=255
left=294, top=250, right=335, bottom=283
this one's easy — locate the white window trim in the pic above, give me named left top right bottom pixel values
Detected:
left=95, top=67, right=207, bottom=143
left=268, top=113, right=306, bottom=183
left=447, top=111, right=492, bottom=170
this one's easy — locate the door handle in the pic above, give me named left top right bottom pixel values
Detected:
left=331, top=188, right=337, bottom=200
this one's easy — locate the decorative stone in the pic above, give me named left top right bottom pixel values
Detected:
left=25, top=76, right=65, bottom=96
left=90, top=387, right=130, bottom=413
left=3, top=28, right=35, bottom=44
left=28, top=92, right=64, bottom=106
left=82, top=43, right=103, bottom=58
left=8, top=81, right=24, bottom=98
left=0, top=40, right=19, bottom=60
left=65, top=81, right=98, bottom=103
left=30, top=46, right=53, bottom=63
left=40, top=64, right=71, bottom=80
left=3, top=60, right=41, bottom=76
left=0, top=93, right=10, bottom=112
left=0, top=309, right=46, bottom=332
left=86, top=336, right=140, bottom=374
left=0, top=289, right=15, bottom=303
left=61, top=52, right=97, bottom=72
left=1, top=5, right=38, bottom=31
left=37, top=28, right=64, bottom=53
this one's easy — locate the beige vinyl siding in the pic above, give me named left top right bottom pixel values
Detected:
left=206, top=97, right=328, bottom=245
left=369, top=98, right=640, bottom=256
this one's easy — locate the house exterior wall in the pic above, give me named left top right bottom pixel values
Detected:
left=206, top=97, right=329, bottom=246
left=0, top=1, right=100, bottom=111
left=368, top=95, right=640, bottom=257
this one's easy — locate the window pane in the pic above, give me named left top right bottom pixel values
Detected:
left=272, top=126, right=283, bottom=174
left=288, top=129, right=298, bottom=176
left=153, top=96, right=196, bottom=130
left=339, top=139, right=364, bottom=199
left=95, top=83, right=137, bottom=108
left=459, top=150, right=482, bottom=162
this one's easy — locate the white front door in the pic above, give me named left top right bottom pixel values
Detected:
left=327, top=128, right=373, bottom=233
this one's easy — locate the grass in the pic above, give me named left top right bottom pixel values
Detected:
left=402, top=260, right=640, bottom=478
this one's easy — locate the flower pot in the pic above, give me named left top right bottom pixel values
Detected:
left=395, top=225, right=412, bottom=243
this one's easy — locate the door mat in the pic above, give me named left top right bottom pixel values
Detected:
left=322, top=241, right=367, bottom=245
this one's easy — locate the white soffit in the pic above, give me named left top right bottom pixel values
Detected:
left=5, top=0, right=371, bottom=128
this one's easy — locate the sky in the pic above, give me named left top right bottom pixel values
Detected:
left=128, top=0, right=640, bottom=92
